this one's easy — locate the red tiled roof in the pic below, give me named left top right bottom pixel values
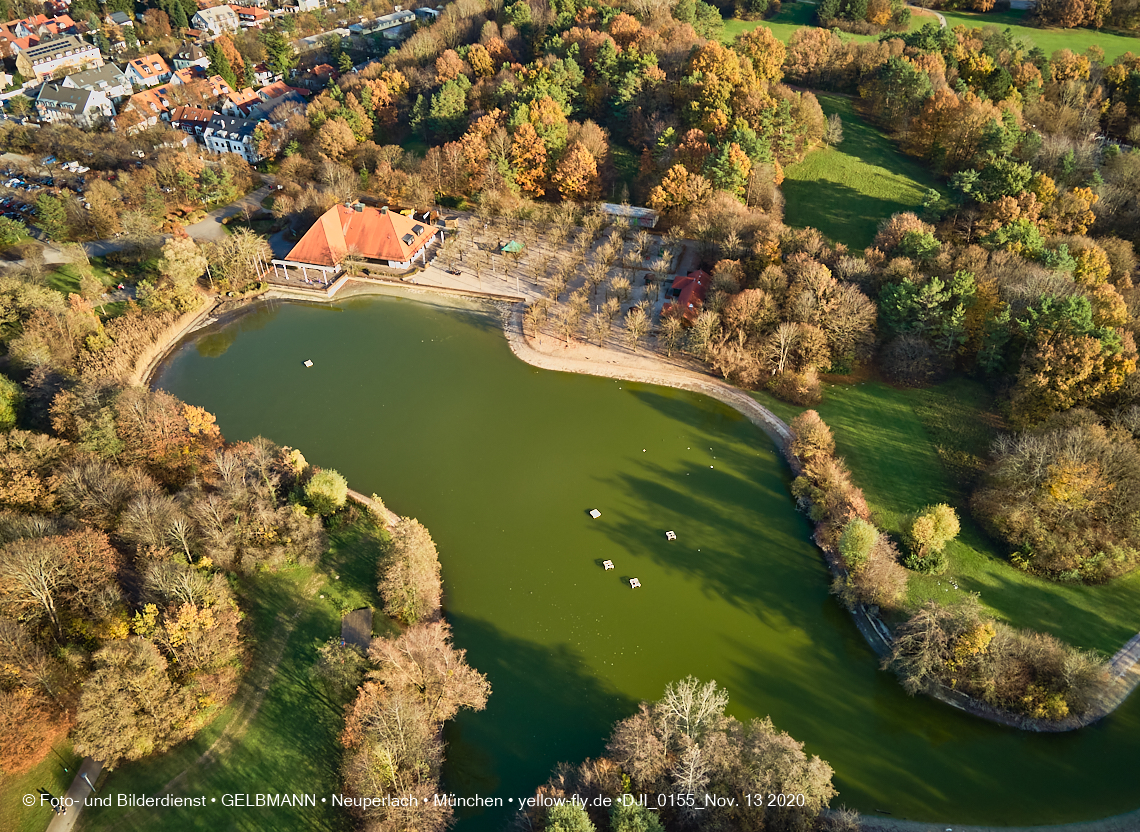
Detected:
left=128, top=54, right=170, bottom=79
left=258, top=79, right=308, bottom=100
left=226, top=87, right=259, bottom=106
left=284, top=205, right=438, bottom=267
left=171, top=104, right=214, bottom=123
left=663, top=270, right=711, bottom=323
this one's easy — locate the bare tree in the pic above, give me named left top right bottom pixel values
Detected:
left=368, top=621, right=491, bottom=723
left=623, top=302, right=651, bottom=348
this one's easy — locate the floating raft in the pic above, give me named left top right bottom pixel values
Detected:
left=629, top=578, right=641, bottom=588
left=303, top=359, right=314, bottom=367
left=589, top=509, right=602, bottom=518
left=603, top=560, right=614, bottom=570
left=665, top=531, right=677, bottom=541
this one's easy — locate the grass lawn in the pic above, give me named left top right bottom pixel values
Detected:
left=1, top=743, right=81, bottom=832
left=45, top=260, right=116, bottom=296
left=940, top=9, right=1140, bottom=63
left=782, top=94, right=940, bottom=250
left=79, top=513, right=390, bottom=832
left=752, top=379, right=1140, bottom=656
left=721, top=1, right=901, bottom=44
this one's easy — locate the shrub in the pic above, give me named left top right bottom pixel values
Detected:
left=769, top=366, right=822, bottom=405
left=789, top=410, right=835, bottom=460
left=838, top=517, right=878, bottom=572
left=304, top=468, right=348, bottom=516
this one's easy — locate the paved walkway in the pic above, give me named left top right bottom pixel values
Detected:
left=184, top=183, right=274, bottom=244
left=44, top=756, right=102, bottom=832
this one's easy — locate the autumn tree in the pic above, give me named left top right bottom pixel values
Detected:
left=368, top=621, right=490, bottom=723
left=733, top=25, right=786, bottom=84
left=552, top=142, right=600, bottom=201
left=511, top=122, right=548, bottom=197
left=72, top=638, right=195, bottom=766
left=378, top=517, right=442, bottom=624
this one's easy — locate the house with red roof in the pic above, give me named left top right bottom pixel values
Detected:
left=220, top=86, right=260, bottom=115
left=126, top=53, right=172, bottom=87
left=272, top=203, right=440, bottom=282
left=662, top=270, right=711, bottom=324
left=231, top=5, right=270, bottom=27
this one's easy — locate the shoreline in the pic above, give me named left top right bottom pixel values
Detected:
left=137, top=283, right=1140, bottom=831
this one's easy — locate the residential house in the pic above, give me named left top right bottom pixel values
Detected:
left=220, top=86, right=259, bottom=115
left=15, top=35, right=102, bottom=81
left=662, top=270, right=711, bottom=323
left=61, top=62, right=131, bottom=101
left=114, top=74, right=232, bottom=132
left=191, top=5, right=239, bottom=35
left=293, top=0, right=322, bottom=11
left=34, top=82, right=113, bottom=127
left=297, top=62, right=336, bottom=90
left=251, top=61, right=276, bottom=85
left=170, top=104, right=215, bottom=136
left=107, top=11, right=133, bottom=27
left=172, top=42, right=210, bottom=71
left=202, top=113, right=263, bottom=163
left=275, top=204, right=439, bottom=281
left=231, top=6, right=270, bottom=27
left=256, top=79, right=305, bottom=103
left=126, top=53, right=172, bottom=87
left=0, top=13, right=77, bottom=57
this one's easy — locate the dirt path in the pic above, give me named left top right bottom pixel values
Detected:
left=105, top=578, right=315, bottom=831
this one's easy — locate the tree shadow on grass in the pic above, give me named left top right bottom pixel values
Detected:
left=440, top=612, right=637, bottom=832
left=782, top=177, right=920, bottom=252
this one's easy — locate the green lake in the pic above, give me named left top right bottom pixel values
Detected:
left=153, top=293, right=1140, bottom=829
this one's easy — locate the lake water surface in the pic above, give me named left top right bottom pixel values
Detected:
left=154, top=294, right=1140, bottom=829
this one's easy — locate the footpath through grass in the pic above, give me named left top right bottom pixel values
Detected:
left=78, top=515, right=388, bottom=832
left=782, top=94, right=939, bottom=250
left=753, top=379, right=1140, bottom=656
left=940, top=8, right=1140, bottom=63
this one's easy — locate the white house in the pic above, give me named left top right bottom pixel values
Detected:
left=202, top=113, right=263, bottom=163
left=15, top=35, right=102, bottom=81
left=35, top=83, right=114, bottom=127
left=126, top=54, right=172, bottom=87
left=62, top=63, right=131, bottom=100
left=191, top=5, right=239, bottom=34
left=172, top=42, right=210, bottom=71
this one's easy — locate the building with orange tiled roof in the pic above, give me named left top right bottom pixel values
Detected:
left=220, top=86, right=260, bottom=115
left=126, top=53, right=172, bottom=87
left=231, top=5, right=270, bottom=26
left=272, top=204, right=440, bottom=281
left=171, top=104, right=215, bottom=136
